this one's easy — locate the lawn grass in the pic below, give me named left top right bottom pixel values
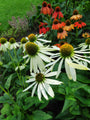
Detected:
left=0, top=0, right=43, bottom=32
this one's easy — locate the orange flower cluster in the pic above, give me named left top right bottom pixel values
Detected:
left=39, top=22, right=50, bottom=34
left=74, top=21, right=86, bottom=29
left=41, top=1, right=53, bottom=15
left=39, top=1, right=87, bottom=40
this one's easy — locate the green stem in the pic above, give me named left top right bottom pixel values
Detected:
left=7, top=49, right=21, bottom=85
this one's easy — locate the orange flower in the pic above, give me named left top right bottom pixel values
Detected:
left=57, top=28, right=68, bottom=39
left=82, top=32, right=90, bottom=38
left=54, top=41, right=67, bottom=48
left=47, top=3, right=53, bottom=15
left=52, top=19, right=59, bottom=30
left=70, top=10, right=82, bottom=20
left=58, top=21, right=65, bottom=28
left=41, top=1, right=50, bottom=15
left=52, top=6, right=63, bottom=19
left=74, top=21, right=86, bottom=29
left=64, top=19, right=74, bottom=31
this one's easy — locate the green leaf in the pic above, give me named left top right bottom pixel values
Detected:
left=32, top=110, right=52, bottom=120
left=1, top=103, right=11, bottom=115
left=23, top=96, right=40, bottom=110
left=62, top=96, right=76, bottom=112
left=5, top=74, right=14, bottom=89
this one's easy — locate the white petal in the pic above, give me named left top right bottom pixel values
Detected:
left=26, top=78, right=35, bottom=83
left=65, top=59, right=72, bottom=80
left=42, top=83, right=54, bottom=97
left=23, top=82, right=36, bottom=92
left=45, top=79, right=62, bottom=85
left=36, top=56, right=45, bottom=72
left=70, top=66, right=76, bottom=81
left=56, top=59, right=63, bottom=78
left=39, top=83, right=48, bottom=100
left=30, top=58, right=33, bottom=73
left=74, top=56, right=90, bottom=64
left=45, top=71, right=57, bottom=77
left=37, top=85, right=41, bottom=101
left=38, top=38, right=51, bottom=43
left=31, top=83, right=37, bottom=97
left=23, top=55, right=29, bottom=59
left=66, top=58, right=89, bottom=70
left=38, top=53, right=51, bottom=62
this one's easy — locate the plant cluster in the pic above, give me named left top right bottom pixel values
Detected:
left=0, top=1, right=90, bottom=120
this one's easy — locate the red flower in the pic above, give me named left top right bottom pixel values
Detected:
left=39, top=23, right=50, bottom=34
left=52, top=6, right=63, bottom=19
left=41, top=1, right=50, bottom=15
left=0, top=43, right=1, bottom=46
left=74, top=21, right=86, bottom=29
left=47, top=3, right=53, bottom=15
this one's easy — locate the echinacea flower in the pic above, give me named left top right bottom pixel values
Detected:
left=0, top=37, right=9, bottom=51
left=8, top=38, right=19, bottom=50
left=79, top=38, right=90, bottom=49
left=41, top=1, right=50, bottom=15
left=74, top=21, right=86, bottom=29
left=82, top=32, right=90, bottom=38
left=23, top=70, right=62, bottom=100
left=27, top=33, right=50, bottom=46
left=47, top=3, right=53, bottom=15
left=23, top=42, right=55, bottom=73
left=52, top=6, right=63, bottom=19
left=45, top=43, right=90, bottom=81
left=64, top=19, right=74, bottom=31
left=57, top=28, right=68, bottom=39
left=70, top=9, right=82, bottom=20
left=52, top=19, right=60, bottom=30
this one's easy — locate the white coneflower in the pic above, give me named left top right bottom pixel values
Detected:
left=26, top=33, right=51, bottom=46
left=45, top=43, right=90, bottom=81
left=23, top=42, right=55, bottom=73
left=8, top=38, right=19, bottom=50
left=23, top=70, right=62, bottom=101
left=0, top=37, right=9, bottom=51
left=79, top=38, right=90, bottom=50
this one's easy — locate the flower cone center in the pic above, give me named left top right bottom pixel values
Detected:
left=53, top=19, right=59, bottom=24
left=85, top=38, right=90, bottom=45
left=55, top=6, right=60, bottom=12
left=25, top=42, right=39, bottom=56
left=28, top=34, right=37, bottom=42
left=21, top=37, right=27, bottom=44
left=42, top=1, right=47, bottom=7
left=58, top=28, right=63, bottom=33
left=60, top=43, right=74, bottom=58
left=9, top=38, right=16, bottom=44
left=0, top=38, right=7, bottom=44
left=66, top=20, right=71, bottom=26
left=35, top=73, right=45, bottom=83
left=73, top=10, right=79, bottom=15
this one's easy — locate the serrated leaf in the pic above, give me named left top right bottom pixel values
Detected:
left=32, top=110, right=52, bottom=120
